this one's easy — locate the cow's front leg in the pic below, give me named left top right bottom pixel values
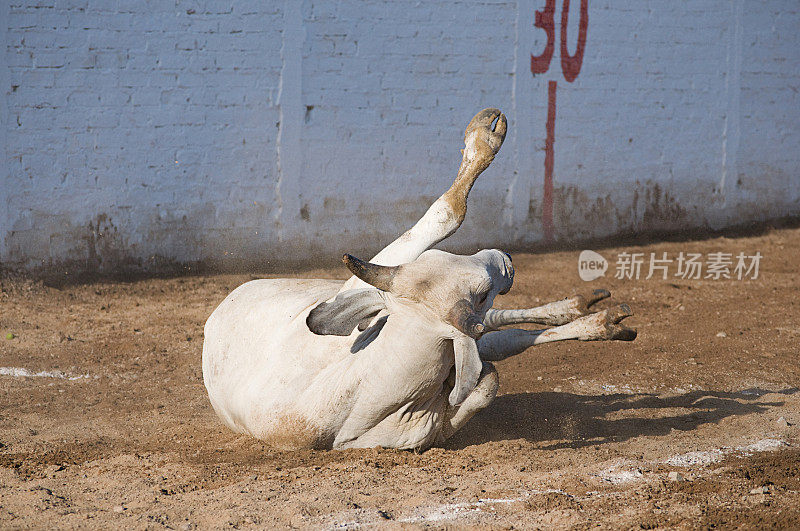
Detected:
left=339, top=108, right=506, bottom=293
left=436, top=362, right=499, bottom=444
left=478, top=304, right=637, bottom=361
left=484, top=289, right=611, bottom=329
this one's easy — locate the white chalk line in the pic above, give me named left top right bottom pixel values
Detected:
left=397, top=490, right=565, bottom=524
left=664, top=438, right=787, bottom=467
left=592, top=437, right=788, bottom=486
left=327, top=489, right=569, bottom=529
left=0, top=366, right=93, bottom=381
left=593, top=466, right=645, bottom=485
left=325, top=437, right=791, bottom=528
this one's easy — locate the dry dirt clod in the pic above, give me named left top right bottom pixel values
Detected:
left=716, top=331, right=727, bottom=338
left=777, top=416, right=790, bottom=428
left=750, top=485, right=772, bottom=495
left=668, top=471, right=684, bottom=482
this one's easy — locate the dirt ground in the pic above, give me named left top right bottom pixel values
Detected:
left=1, top=224, right=799, bottom=529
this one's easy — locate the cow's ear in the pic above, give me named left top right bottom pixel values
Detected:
left=306, top=289, right=386, bottom=336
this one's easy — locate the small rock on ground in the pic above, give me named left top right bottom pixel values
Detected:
left=668, top=471, right=684, bottom=482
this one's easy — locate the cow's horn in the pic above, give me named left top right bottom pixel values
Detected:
left=342, top=254, right=398, bottom=292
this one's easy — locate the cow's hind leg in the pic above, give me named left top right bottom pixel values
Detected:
left=484, top=289, right=612, bottom=329
left=340, top=109, right=506, bottom=292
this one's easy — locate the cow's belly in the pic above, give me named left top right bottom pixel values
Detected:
left=201, top=278, right=353, bottom=438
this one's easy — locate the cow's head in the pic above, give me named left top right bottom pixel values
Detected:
left=307, top=249, right=514, bottom=406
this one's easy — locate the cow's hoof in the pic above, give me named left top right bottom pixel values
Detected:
left=574, top=288, right=611, bottom=315
left=464, top=108, right=507, bottom=159
left=574, top=303, right=636, bottom=341
left=604, top=303, right=637, bottom=341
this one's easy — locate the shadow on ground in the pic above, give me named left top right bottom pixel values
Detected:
left=446, top=388, right=798, bottom=450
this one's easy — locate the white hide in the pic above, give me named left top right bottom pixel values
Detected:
left=202, top=249, right=513, bottom=451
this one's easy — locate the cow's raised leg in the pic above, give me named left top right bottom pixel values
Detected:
left=478, top=304, right=637, bottom=362
left=484, top=289, right=612, bottom=329
left=339, top=108, right=507, bottom=293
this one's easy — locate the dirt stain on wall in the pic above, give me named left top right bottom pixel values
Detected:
left=640, top=183, right=686, bottom=231
left=85, top=213, right=123, bottom=270
left=547, top=181, right=688, bottom=242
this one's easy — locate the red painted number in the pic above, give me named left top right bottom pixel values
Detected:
left=530, top=0, right=556, bottom=74
left=530, top=1, right=588, bottom=242
left=530, top=0, right=588, bottom=82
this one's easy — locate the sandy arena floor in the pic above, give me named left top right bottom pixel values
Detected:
left=1, top=225, right=799, bottom=529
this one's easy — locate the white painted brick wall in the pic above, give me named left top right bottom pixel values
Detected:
left=1, top=0, right=799, bottom=273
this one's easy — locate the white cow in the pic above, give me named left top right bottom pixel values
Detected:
left=202, top=109, right=636, bottom=451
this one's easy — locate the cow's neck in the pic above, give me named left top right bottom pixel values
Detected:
left=358, top=305, right=454, bottom=387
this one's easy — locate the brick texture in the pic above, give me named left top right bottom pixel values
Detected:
left=1, top=0, right=799, bottom=273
